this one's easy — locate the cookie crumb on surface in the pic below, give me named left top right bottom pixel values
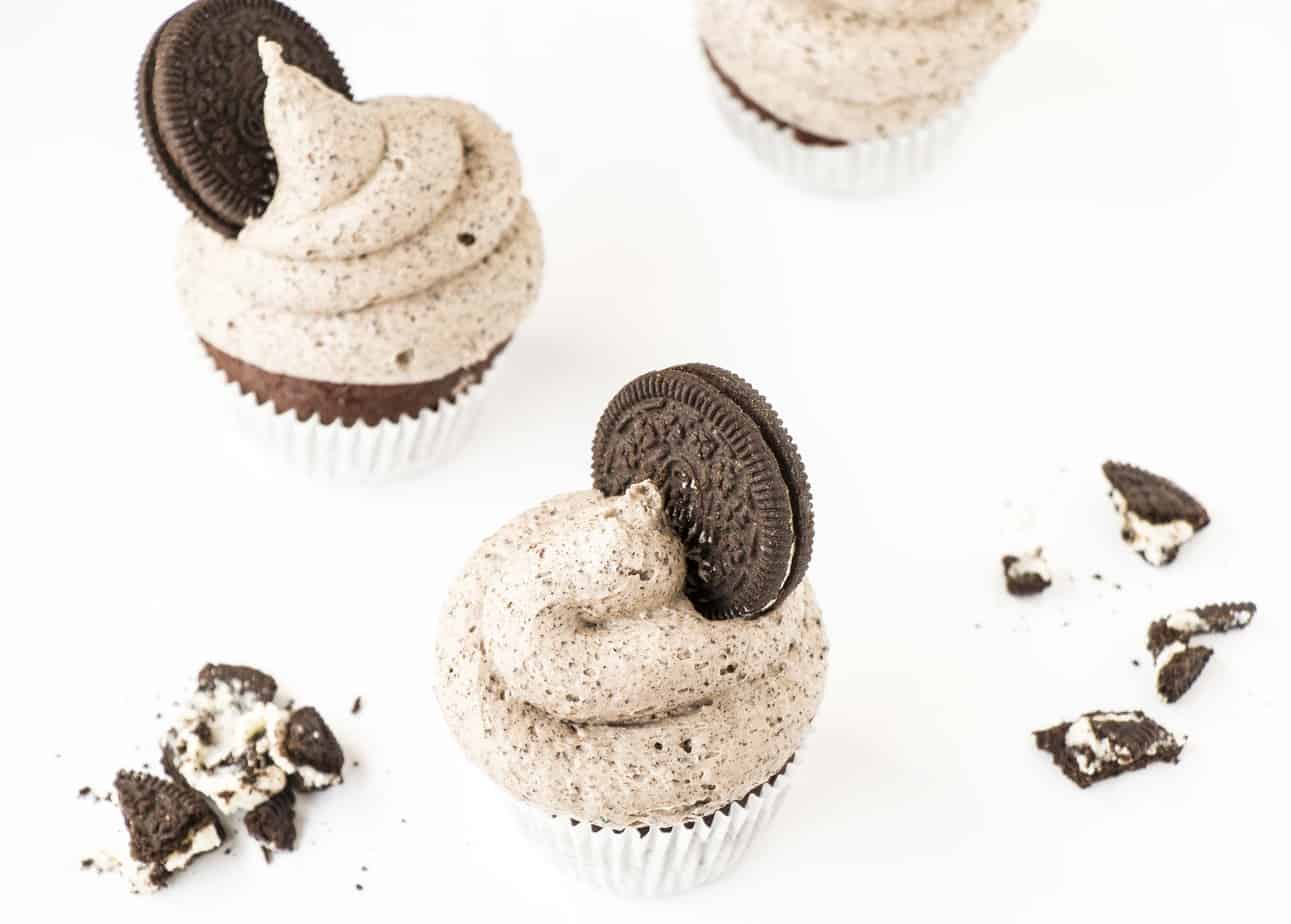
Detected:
left=1002, top=549, right=1052, bottom=597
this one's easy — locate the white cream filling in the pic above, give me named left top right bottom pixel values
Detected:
left=1111, top=489, right=1195, bottom=566
left=164, top=682, right=336, bottom=812
left=163, top=822, right=222, bottom=873
left=1065, top=713, right=1168, bottom=776
left=1164, top=609, right=1210, bottom=634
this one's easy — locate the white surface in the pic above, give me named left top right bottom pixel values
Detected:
left=2, top=1, right=1289, bottom=921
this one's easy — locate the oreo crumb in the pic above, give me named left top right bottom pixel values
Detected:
left=1002, top=549, right=1052, bottom=597
left=351, top=696, right=362, bottom=715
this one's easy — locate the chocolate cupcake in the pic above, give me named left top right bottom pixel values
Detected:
left=140, top=2, right=543, bottom=478
left=699, top=0, right=1038, bottom=194
left=434, top=366, right=827, bottom=896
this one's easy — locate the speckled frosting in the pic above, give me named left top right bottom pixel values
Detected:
left=178, top=40, right=543, bottom=385
left=699, top=0, right=1038, bottom=142
left=435, top=482, right=828, bottom=828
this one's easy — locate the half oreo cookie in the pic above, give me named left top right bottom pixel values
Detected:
left=592, top=365, right=812, bottom=620
left=1103, top=461, right=1210, bottom=566
left=136, top=0, right=351, bottom=237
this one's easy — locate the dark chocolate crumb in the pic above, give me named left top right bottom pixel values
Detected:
left=351, top=696, right=362, bottom=715
left=78, top=786, right=92, bottom=798
left=457, top=232, right=476, bottom=246
left=356, top=884, right=364, bottom=892
left=261, top=846, right=273, bottom=865
left=81, top=858, right=94, bottom=869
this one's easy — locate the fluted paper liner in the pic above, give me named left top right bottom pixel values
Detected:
left=509, top=756, right=798, bottom=898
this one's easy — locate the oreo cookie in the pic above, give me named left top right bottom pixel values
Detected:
left=592, top=365, right=812, bottom=620
left=137, top=0, right=351, bottom=237
left=114, top=771, right=223, bottom=889
left=1103, top=462, right=1210, bottom=566
left=1034, top=711, right=1184, bottom=789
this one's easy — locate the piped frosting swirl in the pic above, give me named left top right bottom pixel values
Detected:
left=435, top=483, right=828, bottom=827
left=178, top=39, right=542, bottom=386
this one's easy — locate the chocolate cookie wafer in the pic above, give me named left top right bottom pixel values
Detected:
left=1103, top=462, right=1211, bottom=566
left=137, top=0, right=351, bottom=236
left=1034, top=711, right=1184, bottom=789
left=114, top=771, right=223, bottom=891
left=592, top=365, right=812, bottom=620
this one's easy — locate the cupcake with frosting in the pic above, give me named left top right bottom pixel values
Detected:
left=139, top=0, right=542, bottom=478
left=699, top=0, right=1038, bottom=194
left=436, top=365, right=828, bottom=896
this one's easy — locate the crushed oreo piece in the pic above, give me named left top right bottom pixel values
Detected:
left=246, top=788, right=296, bottom=852
left=197, top=664, right=277, bottom=702
left=1034, top=711, right=1184, bottom=788
left=1146, top=602, right=1255, bottom=703
left=283, top=707, right=345, bottom=789
left=1002, top=549, right=1052, bottom=597
left=1147, top=602, right=1256, bottom=658
left=1155, top=645, right=1214, bottom=704
left=114, top=771, right=223, bottom=892
left=351, top=696, right=362, bottom=715
left=1103, top=462, right=1210, bottom=566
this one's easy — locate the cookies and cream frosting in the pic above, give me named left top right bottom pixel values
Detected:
left=434, top=482, right=828, bottom=827
left=699, top=0, right=1038, bottom=142
left=178, top=39, right=543, bottom=386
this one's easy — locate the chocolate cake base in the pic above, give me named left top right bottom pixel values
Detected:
left=702, top=45, right=847, bottom=149
left=203, top=339, right=509, bottom=428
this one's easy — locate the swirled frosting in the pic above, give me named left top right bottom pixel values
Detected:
left=700, top=0, right=1038, bottom=142
left=434, top=482, right=828, bottom=827
left=177, top=39, right=543, bottom=386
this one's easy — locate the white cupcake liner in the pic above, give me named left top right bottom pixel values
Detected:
left=705, top=59, right=969, bottom=197
left=204, top=349, right=506, bottom=481
left=509, top=758, right=798, bottom=898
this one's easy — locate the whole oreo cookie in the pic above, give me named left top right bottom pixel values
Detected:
left=136, top=0, right=351, bottom=237
left=592, top=365, right=812, bottom=620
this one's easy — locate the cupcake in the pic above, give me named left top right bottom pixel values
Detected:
left=435, top=364, right=828, bottom=896
left=699, top=0, right=1038, bottom=194
left=137, top=0, right=543, bottom=478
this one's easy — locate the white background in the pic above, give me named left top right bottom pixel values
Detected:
left=3, top=1, right=1289, bottom=921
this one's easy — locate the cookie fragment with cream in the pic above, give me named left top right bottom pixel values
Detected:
left=1034, top=711, right=1184, bottom=788
left=1002, top=548, right=1051, bottom=597
left=1102, top=462, right=1210, bottom=566
left=161, top=665, right=343, bottom=812
left=112, top=771, right=223, bottom=893
left=1147, top=603, right=1256, bottom=703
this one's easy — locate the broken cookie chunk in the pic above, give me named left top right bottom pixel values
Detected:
left=1034, top=710, right=1184, bottom=788
left=161, top=667, right=342, bottom=814
left=1154, top=644, right=1214, bottom=704
left=1002, top=549, right=1052, bottom=597
left=1146, top=602, right=1255, bottom=703
left=282, top=707, right=345, bottom=790
left=1102, top=462, right=1210, bottom=566
left=114, top=771, right=223, bottom=893
left=245, top=787, right=297, bottom=852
